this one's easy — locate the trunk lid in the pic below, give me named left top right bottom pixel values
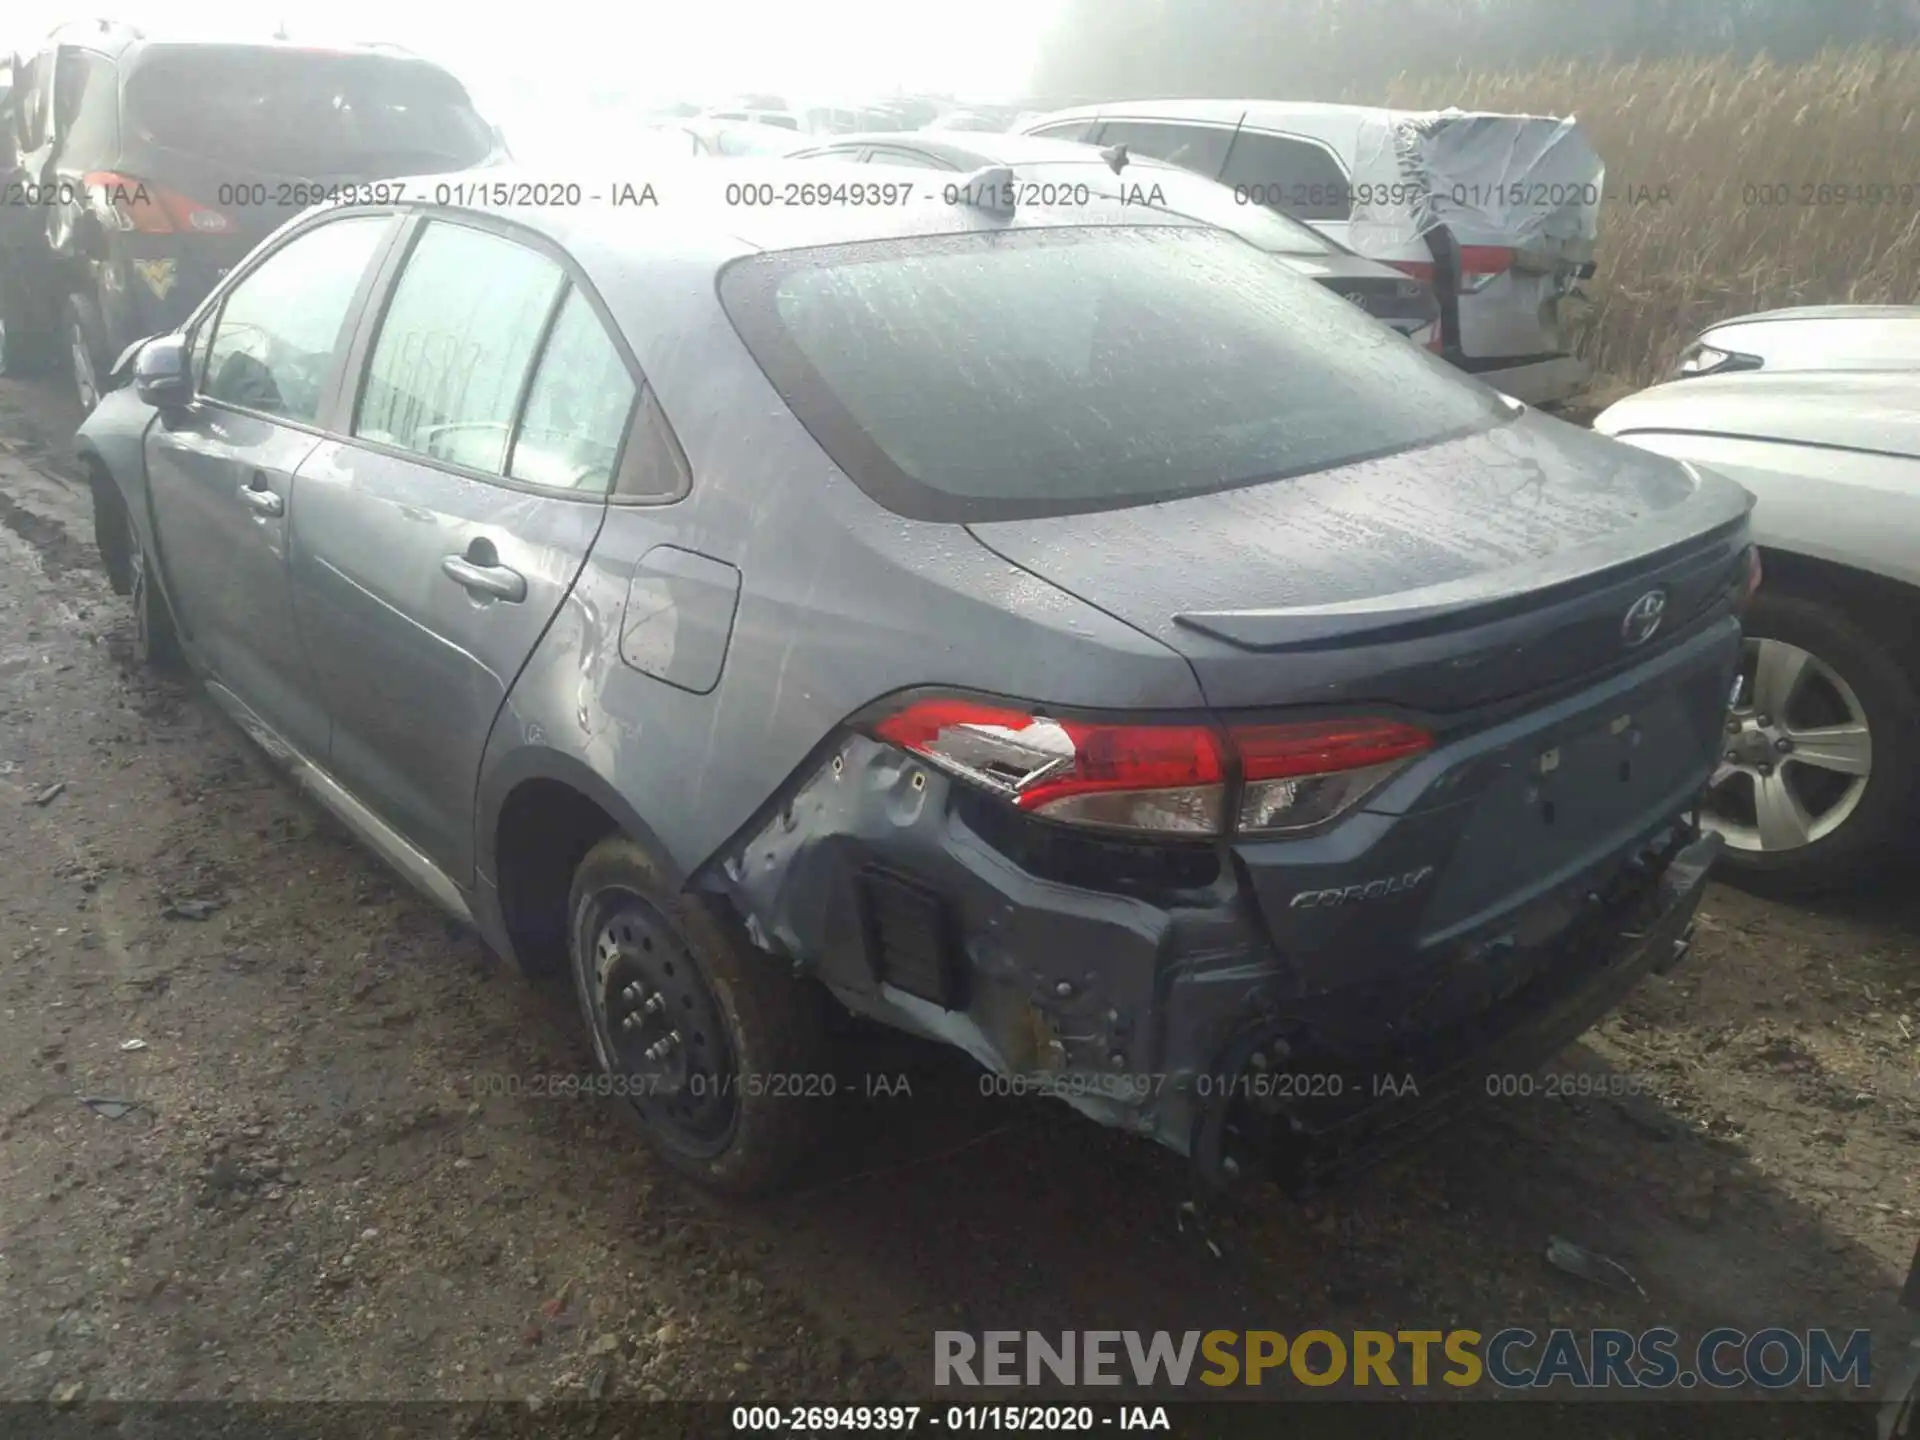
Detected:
left=966, top=411, right=1752, bottom=713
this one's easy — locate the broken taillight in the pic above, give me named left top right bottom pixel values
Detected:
left=866, top=698, right=1431, bottom=838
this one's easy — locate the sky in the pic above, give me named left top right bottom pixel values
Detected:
left=11, top=0, right=1070, bottom=120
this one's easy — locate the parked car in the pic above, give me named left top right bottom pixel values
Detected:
left=1595, top=370, right=1920, bottom=896
left=79, top=162, right=1749, bottom=1196
left=1670, top=305, right=1920, bottom=380
left=7, top=20, right=504, bottom=414
left=656, top=118, right=811, bottom=159
left=787, top=132, right=1440, bottom=345
left=1017, top=100, right=1602, bottom=405
left=702, top=107, right=804, bottom=133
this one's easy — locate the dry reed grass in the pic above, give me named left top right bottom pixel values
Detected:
left=1359, top=46, right=1920, bottom=387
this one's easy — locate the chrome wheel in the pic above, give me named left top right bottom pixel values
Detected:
left=70, top=317, right=100, bottom=413
left=1707, top=637, right=1873, bottom=854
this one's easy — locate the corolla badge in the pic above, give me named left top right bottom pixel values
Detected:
left=1621, top=588, right=1668, bottom=648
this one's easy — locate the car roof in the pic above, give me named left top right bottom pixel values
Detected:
left=398, top=158, right=1196, bottom=266
left=43, top=22, right=457, bottom=67
left=798, top=132, right=1128, bottom=168
left=1596, top=370, right=1920, bottom=462
left=1022, top=97, right=1563, bottom=132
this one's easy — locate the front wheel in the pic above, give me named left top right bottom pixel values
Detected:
left=1704, top=590, right=1919, bottom=897
left=567, top=834, right=836, bottom=1195
left=129, top=521, right=187, bottom=674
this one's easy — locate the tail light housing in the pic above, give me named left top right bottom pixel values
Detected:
left=1386, top=248, right=1514, bottom=295
left=84, top=171, right=234, bottom=235
left=1739, top=546, right=1763, bottom=610
left=1456, top=245, right=1515, bottom=294
left=866, top=698, right=1431, bottom=839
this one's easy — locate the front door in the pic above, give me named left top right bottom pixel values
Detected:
left=143, top=211, right=396, bottom=760
left=290, top=217, right=632, bottom=884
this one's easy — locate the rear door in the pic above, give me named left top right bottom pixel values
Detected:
left=143, top=210, right=397, bottom=760
left=289, top=214, right=629, bottom=884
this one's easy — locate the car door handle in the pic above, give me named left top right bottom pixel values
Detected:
left=441, top=555, right=527, bottom=603
left=237, top=483, right=284, bottom=518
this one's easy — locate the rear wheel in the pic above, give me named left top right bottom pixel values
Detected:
left=567, top=834, right=835, bottom=1195
left=65, top=292, right=110, bottom=416
left=1704, top=590, right=1919, bottom=897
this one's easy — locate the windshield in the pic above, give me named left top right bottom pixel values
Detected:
left=721, top=225, right=1505, bottom=522
left=125, top=46, right=494, bottom=174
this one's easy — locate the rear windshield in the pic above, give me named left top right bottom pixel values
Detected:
left=124, top=47, right=493, bottom=174
left=720, top=226, right=1506, bottom=522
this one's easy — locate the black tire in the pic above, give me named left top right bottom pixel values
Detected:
left=129, top=521, right=187, bottom=674
left=65, top=291, right=111, bottom=416
left=1711, top=589, right=1920, bottom=899
left=567, top=834, right=835, bottom=1196
left=90, top=470, right=135, bottom=595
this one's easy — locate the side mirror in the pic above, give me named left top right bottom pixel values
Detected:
left=133, top=334, right=193, bottom=409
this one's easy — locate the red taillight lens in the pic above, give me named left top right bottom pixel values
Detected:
left=1387, top=259, right=1435, bottom=283
left=84, top=171, right=234, bottom=236
left=866, top=699, right=1430, bottom=837
left=1230, top=718, right=1432, bottom=834
left=1740, top=546, right=1763, bottom=608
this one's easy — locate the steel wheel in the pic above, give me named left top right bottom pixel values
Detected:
left=1707, top=637, right=1873, bottom=855
left=584, top=889, right=740, bottom=1158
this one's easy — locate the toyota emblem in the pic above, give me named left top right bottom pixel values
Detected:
left=1621, top=588, right=1668, bottom=647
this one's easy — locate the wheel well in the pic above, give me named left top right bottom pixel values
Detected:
left=495, top=779, right=621, bottom=977
left=1756, top=548, right=1920, bottom=680
left=81, top=453, right=135, bottom=595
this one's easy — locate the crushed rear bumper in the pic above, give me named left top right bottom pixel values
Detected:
left=1191, top=826, right=1719, bottom=1191
left=710, top=728, right=1720, bottom=1185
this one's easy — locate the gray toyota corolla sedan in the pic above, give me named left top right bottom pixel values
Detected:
left=77, top=162, right=1754, bottom=1195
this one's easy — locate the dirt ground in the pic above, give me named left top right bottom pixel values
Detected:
left=0, top=374, right=1914, bottom=1428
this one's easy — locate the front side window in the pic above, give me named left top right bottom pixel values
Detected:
left=354, top=220, right=564, bottom=474
left=201, top=215, right=391, bottom=421
left=721, top=226, right=1506, bottom=523
left=506, top=287, right=636, bottom=493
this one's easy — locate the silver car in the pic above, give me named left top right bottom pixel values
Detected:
left=1596, top=368, right=1920, bottom=895
left=79, top=164, right=1745, bottom=1195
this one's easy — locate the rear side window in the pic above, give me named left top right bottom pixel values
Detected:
left=201, top=214, right=390, bottom=422
left=1219, top=133, right=1354, bottom=222
left=354, top=221, right=564, bottom=474
left=721, top=227, right=1506, bottom=523
left=1097, top=121, right=1233, bottom=178
left=506, top=287, right=636, bottom=494
left=124, top=46, right=493, bottom=173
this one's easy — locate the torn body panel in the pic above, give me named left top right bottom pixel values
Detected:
left=702, top=722, right=1723, bottom=1188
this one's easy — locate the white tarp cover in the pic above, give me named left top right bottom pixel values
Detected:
left=1347, top=108, right=1605, bottom=259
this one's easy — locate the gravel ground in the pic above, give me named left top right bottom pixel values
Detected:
left=0, top=374, right=1914, bottom=1430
